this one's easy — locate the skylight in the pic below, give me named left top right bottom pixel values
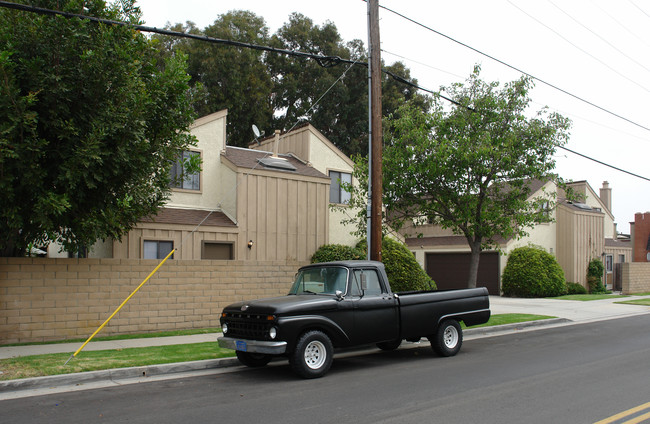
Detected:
left=257, top=157, right=297, bottom=172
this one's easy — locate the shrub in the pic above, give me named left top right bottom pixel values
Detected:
left=311, top=238, right=436, bottom=292
left=310, top=244, right=364, bottom=263
left=566, top=282, right=587, bottom=295
left=502, top=246, right=567, bottom=297
left=587, top=258, right=606, bottom=293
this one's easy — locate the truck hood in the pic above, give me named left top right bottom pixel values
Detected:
left=222, top=295, right=338, bottom=316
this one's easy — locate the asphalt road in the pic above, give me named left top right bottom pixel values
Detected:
left=2, top=315, right=650, bottom=424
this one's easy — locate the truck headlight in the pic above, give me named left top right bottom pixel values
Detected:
left=269, top=327, right=277, bottom=340
left=222, top=323, right=228, bottom=334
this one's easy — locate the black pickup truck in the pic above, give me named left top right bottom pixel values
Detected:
left=218, top=260, right=490, bottom=378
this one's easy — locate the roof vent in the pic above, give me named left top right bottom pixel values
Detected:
left=257, top=157, right=296, bottom=171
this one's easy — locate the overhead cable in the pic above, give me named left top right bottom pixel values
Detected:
left=375, top=1, right=650, bottom=133
left=4, top=1, right=649, bottom=182
left=510, top=0, right=650, bottom=93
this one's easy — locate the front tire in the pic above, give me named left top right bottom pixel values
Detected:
left=236, top=351, right=273, bottom=368
left=289, top=330, right=333, bottom=379
left=429, top=319, right=462, bottom=357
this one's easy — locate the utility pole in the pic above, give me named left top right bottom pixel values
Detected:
left=368, top=0, right=383, bottom=261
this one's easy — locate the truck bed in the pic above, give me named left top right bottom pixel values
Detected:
left=396, top=287, right=490, bottom=340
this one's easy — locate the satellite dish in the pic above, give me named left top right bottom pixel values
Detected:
left=252, top=124, right=261, bottom=138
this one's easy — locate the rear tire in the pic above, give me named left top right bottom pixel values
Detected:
left=376, top=339, right=402, bottom=351
left=236, top=351, right=273, bottom=368
left=289, top=330, right=333, bottom=379
left=429, top=319, right=462, bottom=357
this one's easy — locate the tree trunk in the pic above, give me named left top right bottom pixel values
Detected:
left=466, top=239, right=482, bottom=289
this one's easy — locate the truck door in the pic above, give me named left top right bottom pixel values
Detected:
left=349, top=269, right=399, bottom=344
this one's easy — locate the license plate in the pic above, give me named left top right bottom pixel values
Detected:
left=235, top=340, right=247, bottom=352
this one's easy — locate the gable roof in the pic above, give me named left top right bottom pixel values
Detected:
left=222, top=146, right=328, bottom=179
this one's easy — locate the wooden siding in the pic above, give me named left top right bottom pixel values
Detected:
left=556, top=204, right=604, bottom=285
left=113, top=223, right=238, bottom=260
left=236, top=172, right=329, bottom=262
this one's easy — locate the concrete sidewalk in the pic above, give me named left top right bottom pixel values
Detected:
left=1, top=294, right=648, bottom=398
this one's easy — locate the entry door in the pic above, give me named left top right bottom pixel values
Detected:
left=350, top=269, right=399, bottom=344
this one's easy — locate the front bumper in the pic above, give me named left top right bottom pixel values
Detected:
left=218, top=337, right=287, bottom=354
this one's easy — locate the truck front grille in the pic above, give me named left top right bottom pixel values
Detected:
left=223, top=313, right=271, bottom=340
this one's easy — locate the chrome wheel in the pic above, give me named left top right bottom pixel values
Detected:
left=429, top=319, right=463, bottom=357
left=443, top=325, right=459, bottom=349
left=304, top=340, right=327, bottom=369
left=290, top=330, right=334, bottom=378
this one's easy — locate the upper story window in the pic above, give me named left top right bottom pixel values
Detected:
left=170, top=150, right=200, bottom=191
left=329, top=170, right=351, bottom=204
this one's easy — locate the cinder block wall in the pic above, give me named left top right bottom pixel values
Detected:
left=621, top=262, right=650, bottom=295
left=0, top=258, right=307, bottom=344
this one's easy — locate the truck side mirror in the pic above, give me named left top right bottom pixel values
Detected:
left=335, top=290, right=344, bottom=301
left=360, top=273, right=367, bottom=291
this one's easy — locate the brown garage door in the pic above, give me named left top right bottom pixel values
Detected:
left=425, top=252, right=500, bottom=295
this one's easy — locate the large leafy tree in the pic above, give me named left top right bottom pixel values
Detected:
left=349, top=66, right=571, bottom=288
left=152, top=11, right=274, bottom=148
left=0, top=0, right=197, bottom=256
left=268, top=14, right=428, bottom=157
left=154, top=12, right=428, bottom=157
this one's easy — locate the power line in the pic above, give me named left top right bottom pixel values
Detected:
left=548, top=0, right=650, bottom=76
left=375, top=1, right=650, bottom=134
left=558, top=146, right=650, bottom=182
left=593, top=1, right=650, bottom=50
left=0, top=1, right=352, bottom=67
left=4, top=1, right=649, bottom=183
left=510, top=0, right=650, bottom=93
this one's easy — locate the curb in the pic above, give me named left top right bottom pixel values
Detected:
left=464, top=317, right=572, bottom=336
left=0, top=318, right=571, bottom=393
left=0, top=357, right=241, bottom=393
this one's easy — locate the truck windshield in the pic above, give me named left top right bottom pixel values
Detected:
left=289, top=267, right=348, bottom=295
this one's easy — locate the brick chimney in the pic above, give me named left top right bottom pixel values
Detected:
left=599, top=181, right=612, bottom=213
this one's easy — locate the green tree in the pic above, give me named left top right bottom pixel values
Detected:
left=377, top=66, right=570, bottom=288
left=268, top=14, right=430, bottom=158
left=267, top=13, right=366, bottom=155
left=152, top=11, right=274, bottom=148
left=0, top=0, right=197, bottom=256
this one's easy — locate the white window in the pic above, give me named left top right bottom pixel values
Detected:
left=143, top=240, right=174, bottom=259
left=170, top=150, right=200, bottom=190
left=329, top=171, right=351, bottom=204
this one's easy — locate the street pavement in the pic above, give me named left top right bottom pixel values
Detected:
left=1, top=294, right=649, bottom=398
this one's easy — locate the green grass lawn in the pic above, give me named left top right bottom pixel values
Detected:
left=0, top=314, right=555, bottom=381
left=1, top=328, right=221, bottom=348
left=549, top=294, right=630, bottom=301
left=615, top=298, right=650, bottom=306
left=0, top=342, right=235, bottom=381
left=463, top=313, right=556, bottom=329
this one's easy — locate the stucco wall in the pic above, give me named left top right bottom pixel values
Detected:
left=0, top=257, right=307, bottom=344
left=169, top=110, right=229, bottom=211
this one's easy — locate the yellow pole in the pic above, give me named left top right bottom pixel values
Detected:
left=64, top=249, right=176, bottom=365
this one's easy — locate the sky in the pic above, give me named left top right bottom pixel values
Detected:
left=134, top=0, right=650, bottom=234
